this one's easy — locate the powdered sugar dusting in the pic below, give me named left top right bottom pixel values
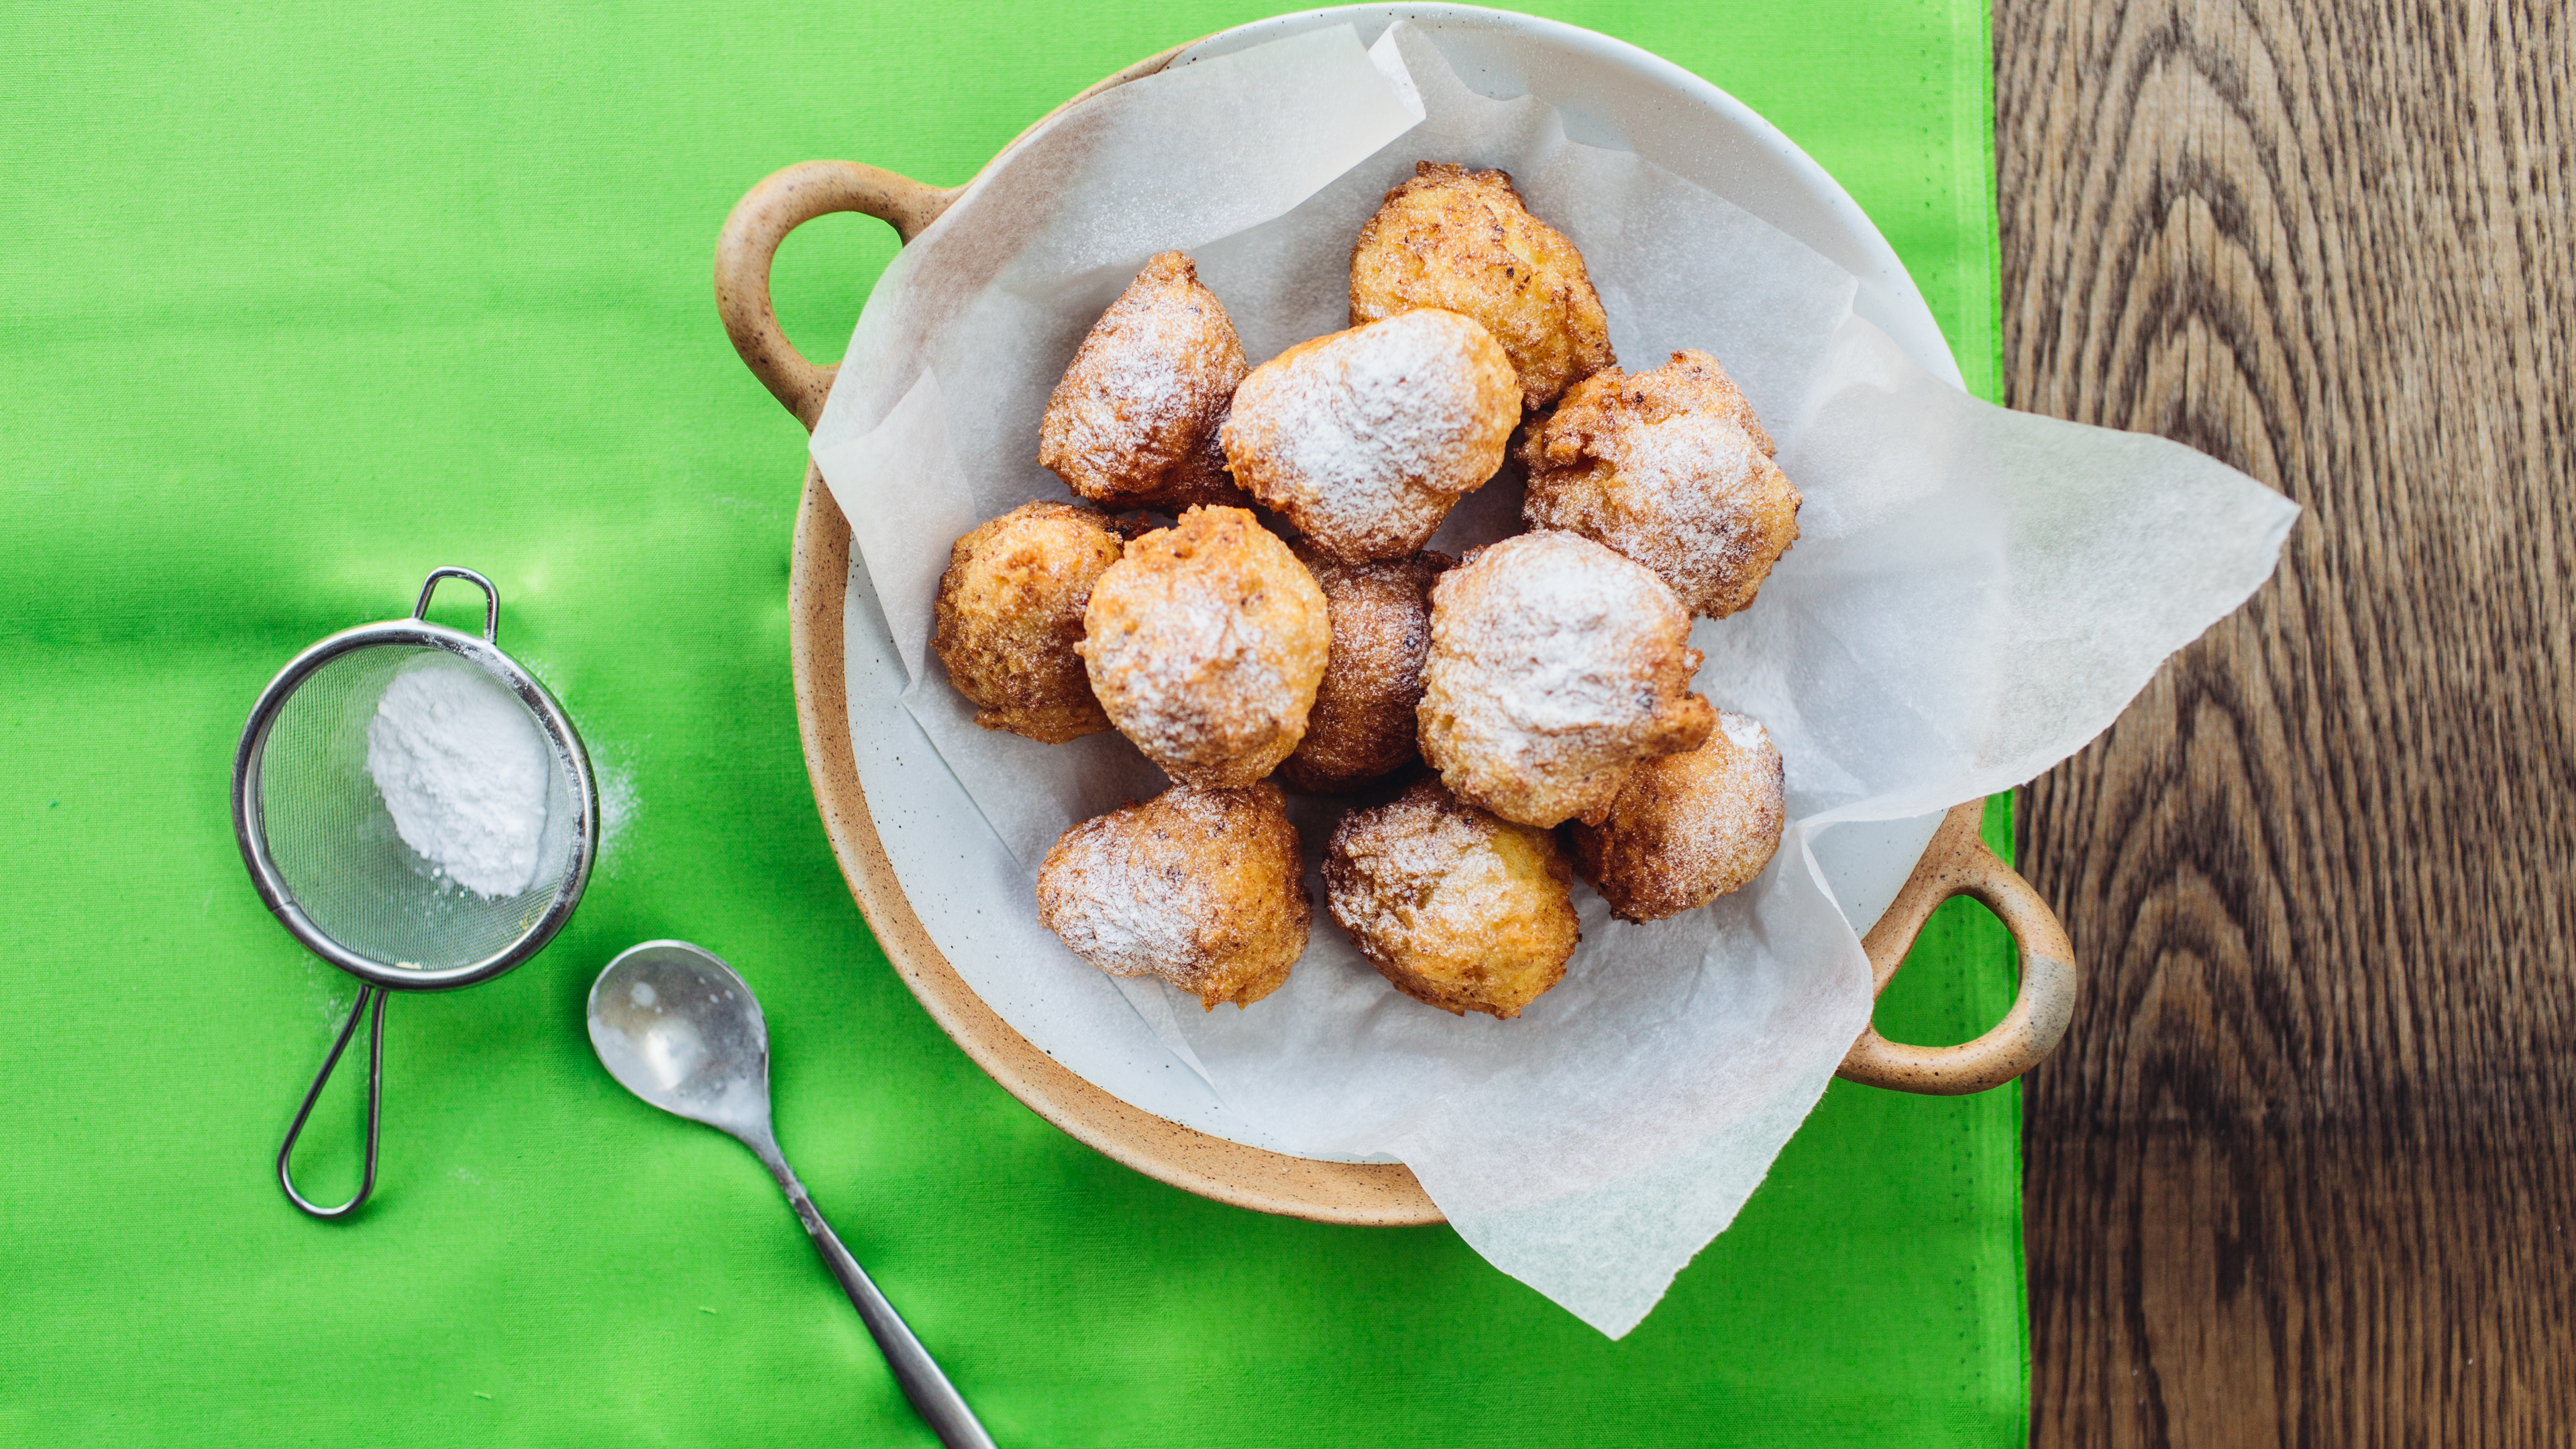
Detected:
left=1222, top=310, right=1518, bottom=560
left=1633, top=712, right=1784, bottom=912
left=1523, top=352, right=1801, bottom=619
left=1077, top=507, right=1329, bottom=787
left=1035, top=783, right=1309, bottom=1008
left=1454, top=540, right=1667, bottom=731
left=1097, top=577, right=1297, bottom=750
left=1544, top=411, right=1793, bottom=618
left=1322, top=780, right=1578, bottom=1018
left=1055, top=302, right=1196, bottom=447
left=1040, top=826, right=1205, bottom=976
left=1038, top=253, right=1248, bottom=509
left=1571, top=712, right=1786, bottom=922
left=1418, top=531, right=1712, bottom=826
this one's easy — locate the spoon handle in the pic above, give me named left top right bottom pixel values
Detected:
left=770, top=1163, right=998, bottom=1449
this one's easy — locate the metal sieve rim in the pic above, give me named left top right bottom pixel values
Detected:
left=232, top=606, right=599, bottom=992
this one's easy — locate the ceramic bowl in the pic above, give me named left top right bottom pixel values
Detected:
left=714, top=6, right=2078, bottom=1225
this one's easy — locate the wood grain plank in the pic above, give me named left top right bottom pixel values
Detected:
left=1992, top=0, right=2575, bottom=1441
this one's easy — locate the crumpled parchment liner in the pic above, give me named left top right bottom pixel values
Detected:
left=810, top=22, right=2297, bottom=1337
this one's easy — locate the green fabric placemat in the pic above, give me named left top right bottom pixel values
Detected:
left=0, top=2, right=2021, bottom=1443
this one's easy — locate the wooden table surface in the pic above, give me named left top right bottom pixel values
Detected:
left=1992, top=0, right=2573, bottom=1441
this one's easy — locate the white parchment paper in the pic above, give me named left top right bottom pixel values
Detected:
left=810, top=23, right=2298, bottom=1337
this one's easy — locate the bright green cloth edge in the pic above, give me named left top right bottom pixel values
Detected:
left=0, top=3, right=2027, bottom=1444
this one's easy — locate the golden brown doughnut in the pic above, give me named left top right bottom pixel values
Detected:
left=1036, top=782, right=1309, bottom=1009
left=1522, top=350, right=1802, bottom=619
left=1220, top=309, right=1518, bottom=563
left=1349, top=162, right=1615, bottom=411
left=1278, top=547, right=1452, bottom=794
left=1077, top=505, right=1330, bottom=788
left=1417, top=530, right=1714, bottom=828
left=1570, top=712, right=1787, bottom=922
left=1324, top=779, right=1579, bottom=1019
left=1039, top=252, right=1251, bottom=512
left=932, top=500, right=1136, bottom=744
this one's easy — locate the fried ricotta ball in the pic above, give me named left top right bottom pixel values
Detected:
left=1220, top=309, right=1518, bottom=563
left=1325, top=780, right=1579, bottom=1019
left=1570, top=712, right=1788, bottom=922
left=1036, top=782, right=1309, bottom=1010
left=1349, top=162, right=1615, bottom=411
left=1039, top=252, right=1252, bottom=512
left=1078, top=505, right=1330, bottom=788
left=1418, top=531, right=1714, bottom=828
left=1279, top=547, right=1452, bottom=794
left=1523, top=350, right=1802, bottom=619
left=932, top=500, right=1136, bottom=744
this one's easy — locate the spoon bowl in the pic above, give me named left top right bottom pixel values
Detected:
left=587, top=940, right=996, bottom=1449
left=587, top=941, right=772, bottom=1138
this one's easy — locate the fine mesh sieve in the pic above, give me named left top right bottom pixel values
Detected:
left=233, top=568, right=597, bottom=1218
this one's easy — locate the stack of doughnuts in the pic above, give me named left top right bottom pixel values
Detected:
left=933, top=162, right=1799, bottom=1020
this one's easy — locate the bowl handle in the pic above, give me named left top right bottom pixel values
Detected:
left=1837, top=800, right=2079, bottom=1095
left=715, top=160, right=963, bottom=433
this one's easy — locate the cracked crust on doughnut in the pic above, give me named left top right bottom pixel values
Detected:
left=1349, top=162, right=1615, bottom=411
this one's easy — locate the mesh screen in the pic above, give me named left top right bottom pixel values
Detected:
left=256, top=644, right=578, bottom=975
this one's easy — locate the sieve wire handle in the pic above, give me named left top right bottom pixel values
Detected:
left=413, top=567, right=500, bottom=641
left=277, top=984, right=385, bottom=1219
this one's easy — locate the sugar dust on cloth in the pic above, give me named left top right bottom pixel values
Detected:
left=365, top=655, right=550, bottom=897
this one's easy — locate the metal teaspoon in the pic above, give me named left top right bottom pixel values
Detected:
left=587, top=940, right=996, bottom=1449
